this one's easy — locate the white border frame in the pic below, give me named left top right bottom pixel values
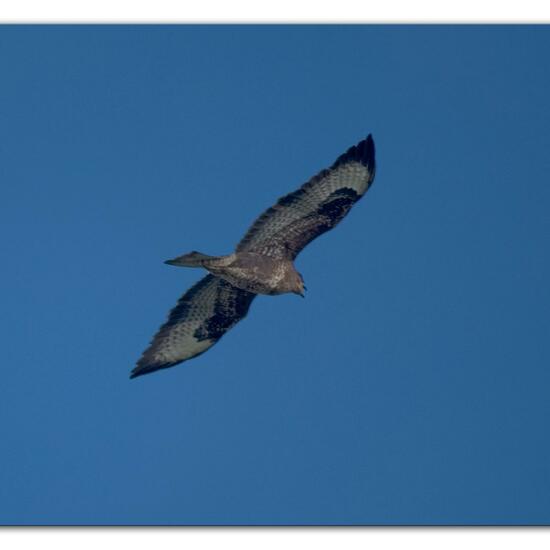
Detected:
left=0, top=0, right=550, bottom=23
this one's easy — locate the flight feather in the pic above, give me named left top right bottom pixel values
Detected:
left=132, top=275, right=255, bottom=378
left=236, top=135, right=376, bottom=260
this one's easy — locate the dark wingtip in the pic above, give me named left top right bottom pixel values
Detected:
left=130, top=358, right=183, bottom=379
left=130, top=365, right=147, bottom=379
left=333, top=134, right=376, bottom=175
left=130, top=363, right=165, bottom=379
left=361, top=134, right=375, bottom=179
left=353, top=134, right=375, bottom=170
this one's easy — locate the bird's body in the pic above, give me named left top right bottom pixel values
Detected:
left=167, top=251, right=302, bottom=296
left=132, top=135, right=376, bottom=378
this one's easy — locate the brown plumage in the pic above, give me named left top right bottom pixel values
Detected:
left=132, top=135, right=376, bottom=378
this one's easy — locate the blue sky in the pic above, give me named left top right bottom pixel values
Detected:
left=1, top=25, right=549, bottom=525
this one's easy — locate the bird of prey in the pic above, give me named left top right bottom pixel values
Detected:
left=132, top=135, right=376, bottom=378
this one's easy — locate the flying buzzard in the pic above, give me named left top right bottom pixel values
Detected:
left=132, top=135, right=376, bottom=378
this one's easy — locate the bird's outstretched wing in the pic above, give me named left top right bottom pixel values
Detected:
left=237, top=135, right=376, bottom=260
left=132, top=275, right=255, bottom=378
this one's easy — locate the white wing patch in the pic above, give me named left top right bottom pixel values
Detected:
left=147, top=325, right=214, bottom=366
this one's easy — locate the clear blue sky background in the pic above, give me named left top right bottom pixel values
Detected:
left=1, top=25, right=549, bottom=525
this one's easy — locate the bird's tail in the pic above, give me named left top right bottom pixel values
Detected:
left=164, top=251, right=217, bottom=268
